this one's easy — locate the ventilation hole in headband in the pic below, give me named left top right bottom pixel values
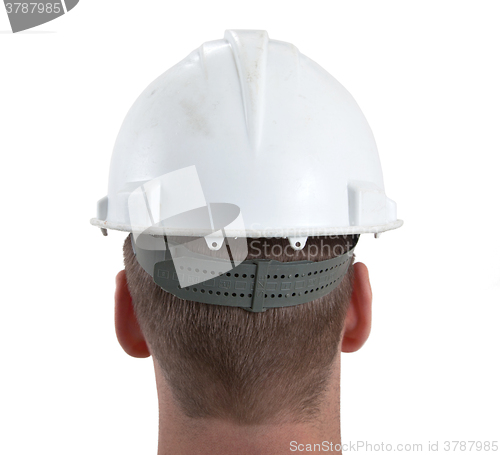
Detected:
left=180, top=266, right=184, bottom=270
left=302, top=273, right=306, bottom=277
left=250, top=274, right=255, bottom=279
left=320, top=270, right=323, bottom=273
left=226, top=272, right=231, bottom=277
left=232, top=293, right=236, bottom=297
left=314, top=271, right=318, bottom=275
left=265, top=294, right=268, bottom=298
left=295, top=241, right=301, bottom=247
left=200, top=289, right=205, bottom=293
left=321, top=286, right=324, bottom=289
left=278, top=294, right=282, bottom=298
left=242, top=274, right=247, bottom=278
left=224, top=292, right=229, bottom=296
left=248, top=294, right=252, bottom=298
left=212, top=242, right=217, bottom=247
left=285, top=293, right=290, bottom=298
left=216, top=291, right=221, bottom=295
left=271, top=294, right=275, bottom=298
left=211, top=271, right=215, bottom=275
left=186, top=287, right=190, bottom=290
left=273, top=275, right=278, bottom=279
left=188, top=267, right=192, bottom=271
left=304, top=290, right=309, bottom=294
left=295, top=274, right=299, bottom=278
left=203, top=270, right=207, bottom=274
left=234, top=273, right=239, bottom=278
left=195, top=268, right=199, bottom=273
left=292, top=292, right=296, bottom=296
left=193, top=288, right=197, bottom=292
left=316, top=288, right=319, bottom=291
left=281, top=275, right=285, bottom=279
left=308, top=272, right=312, bottom=276
left=208, top=290, right=213, bottom=294
left=267, top=275, right=270, bottom=279
left=240, top=293, right=244, bottom=297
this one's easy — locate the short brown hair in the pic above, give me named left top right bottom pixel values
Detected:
left=123, top=234, right=354, bottom=425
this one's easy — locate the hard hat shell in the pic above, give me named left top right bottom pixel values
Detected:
left=91, top=30, right=402, bottom=239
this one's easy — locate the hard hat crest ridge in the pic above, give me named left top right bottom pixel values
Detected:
left=223, top=29, right=269, bottom=150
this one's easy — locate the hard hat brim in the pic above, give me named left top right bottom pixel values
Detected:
left=90, top=217, right=403, bottom=237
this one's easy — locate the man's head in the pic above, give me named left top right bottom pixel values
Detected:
left=93, top=29, right=399, bottom=453
left=115, top=234, right=372, bottom=426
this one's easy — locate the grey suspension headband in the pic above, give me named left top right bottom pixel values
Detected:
left=132, top=234, right=358, bottom=312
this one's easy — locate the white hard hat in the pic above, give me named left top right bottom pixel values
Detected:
left=91, top=30, right=402, bottom=243
left=90, top=30, right=402, bottom=311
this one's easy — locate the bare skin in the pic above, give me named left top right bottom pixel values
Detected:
left=115, top=262, right=372, bottom=455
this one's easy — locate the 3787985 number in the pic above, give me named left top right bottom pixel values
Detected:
left=5, top=3, right=61, bottom=14
left=444, top=441, right=499, bottom=451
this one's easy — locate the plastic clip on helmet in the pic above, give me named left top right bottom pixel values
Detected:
left=90, top=30, right=403, bottom=312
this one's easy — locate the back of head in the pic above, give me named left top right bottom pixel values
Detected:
left=123, top=234, right=355, bottom=425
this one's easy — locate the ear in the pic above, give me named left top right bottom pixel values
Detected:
left=114, top=270, right=150, bottom=358
left=341, top=262, right=372, bottom=353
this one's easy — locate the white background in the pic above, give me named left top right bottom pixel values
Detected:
left=1, top=1, right=499, bottom=453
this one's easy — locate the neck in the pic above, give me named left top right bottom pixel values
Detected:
left=154, top=358, right=342, bottom=455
